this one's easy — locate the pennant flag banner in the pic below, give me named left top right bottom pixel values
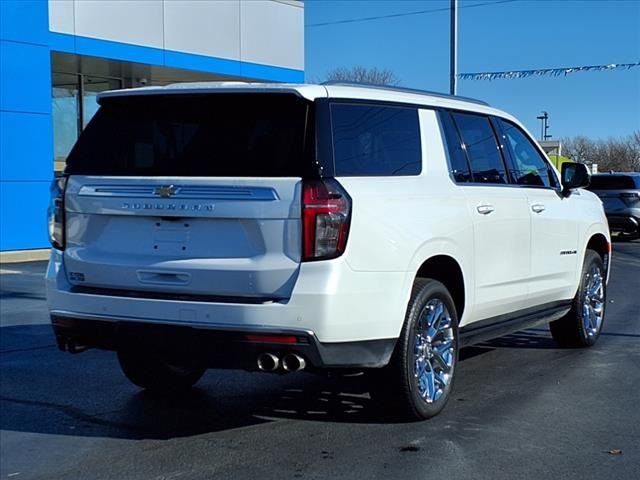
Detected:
left=458, top=62, right=640, bottom=81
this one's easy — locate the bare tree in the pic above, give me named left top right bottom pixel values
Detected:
left=324, top=66, right=400, bottom=86
left=562, top=136, right=594, bottom=164
left=561, top=131, right=640, bottom=172
left=630, top=130, right=640, bottom=171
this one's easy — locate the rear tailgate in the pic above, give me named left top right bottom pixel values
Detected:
left=61, top=91, right=315, bottom=300
left=64, top=177, right=301, bottom=299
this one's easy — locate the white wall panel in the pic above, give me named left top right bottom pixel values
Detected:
left=49, top=0, right=75, bottom=34
left=74, top=0, right=164, bottom=49
left=47, top=0, right=304, bottom=72
left=163, top=0, right=240, bottom=60
left=240, top=0, right=304, bottom=70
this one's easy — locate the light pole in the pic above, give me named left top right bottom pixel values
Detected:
left=536, top=111, right=550, bottom=141
left=450, top=0, right=458, bottom=96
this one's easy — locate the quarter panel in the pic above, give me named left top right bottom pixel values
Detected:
left=338, top=109, right=469, bottom=273
left=337, top=109, right=475, bottom=332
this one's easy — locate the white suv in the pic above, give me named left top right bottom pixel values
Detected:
left=46, top=82, right=611, bottom=420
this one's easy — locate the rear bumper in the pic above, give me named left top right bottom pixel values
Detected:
left=51, top=313, right=395, bottom=369
left=46, top=249, right=406, bottom=368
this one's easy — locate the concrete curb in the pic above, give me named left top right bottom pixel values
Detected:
left=0, top=249, right=50, bottom=264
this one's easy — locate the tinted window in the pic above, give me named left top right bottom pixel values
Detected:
left=331, top=104, right=421, bottom=176
left=440, top=111, right=472, bottom=182
left=498, top=119, right=556, bottom=188
left=589, top=175, right=639, bottom=190
left=66, top=94, right=312, bottom=177
left=452, top=112, right=507, bottom=184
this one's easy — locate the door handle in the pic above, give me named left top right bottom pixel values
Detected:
left=531, top=203, right=546, bottom=214
left=476, top=204, right=495, bottom=215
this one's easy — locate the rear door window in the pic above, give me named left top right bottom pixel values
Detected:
left=65, top=93, right=313, bottom=177
left=451, top=112, right=508, bottom=184
left=330, top=103, right=422, bottom=176
left=440, top=111, right=472, bottom=182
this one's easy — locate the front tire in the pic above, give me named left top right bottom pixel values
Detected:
left=370, top=279, right=458, bottom=420
left=550, top=250, right=606, bottom=347
left=117, top=349, right=206, bottom=393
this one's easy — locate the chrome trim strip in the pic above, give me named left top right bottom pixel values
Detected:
left=77, top=185, right=279, bottom=201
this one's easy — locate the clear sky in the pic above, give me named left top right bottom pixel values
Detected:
left=305, top=0, right=640, bottom=141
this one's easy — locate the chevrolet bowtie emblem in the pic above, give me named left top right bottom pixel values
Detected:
left=155, top=185, right=179, bottom=198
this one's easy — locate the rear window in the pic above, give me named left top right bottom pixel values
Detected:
left=330, top=103, right=422, bottom=176
left=589, top=175, right=639, bottom=190
left=65, top=93, right=313, bottom=177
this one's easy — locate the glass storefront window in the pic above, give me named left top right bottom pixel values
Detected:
left=52, top=73, right=122, bottom=172
left=83, top=76, right=122, bottom=128
left=52, top=73, right=79, bottom=173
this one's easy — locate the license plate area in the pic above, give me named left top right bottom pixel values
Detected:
left=152, top=218, right=191, bottom=254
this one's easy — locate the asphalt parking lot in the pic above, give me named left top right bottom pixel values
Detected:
left=1, top=242, right=639, bottom=480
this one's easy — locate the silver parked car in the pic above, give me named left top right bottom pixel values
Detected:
left=587, top=172, right=640, bottom=239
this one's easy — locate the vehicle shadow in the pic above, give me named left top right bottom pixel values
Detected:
left=0, top=324, right=613, bottom=441
left=480, top=329, right=558, bottom=350
left=458, top=328, right=558, bottom=360
left=0, top=325, right=402, bottom=440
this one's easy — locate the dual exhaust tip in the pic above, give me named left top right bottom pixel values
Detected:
left=257, top=353, right=306, bottom=372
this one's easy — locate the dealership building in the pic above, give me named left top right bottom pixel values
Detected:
left=0, top=0, right=304, bottom=253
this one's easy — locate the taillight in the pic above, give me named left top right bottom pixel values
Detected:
left=302, top=179, right=351, bottom=261
left=48, top=176, right=67, bottom=250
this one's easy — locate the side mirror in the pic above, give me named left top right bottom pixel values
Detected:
left=561, top=162, right=590, bottom=196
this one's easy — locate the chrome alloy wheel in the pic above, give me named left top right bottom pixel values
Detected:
left=414, top=299, right=455, bottom=404
left=582, top=265, right=605, bottom=338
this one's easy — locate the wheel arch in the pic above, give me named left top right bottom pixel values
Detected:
left=583, top=229, right=612, bottom=284
left=586, top=233, right=610, bottom=261
left=414, top=255, right=466, bottom=322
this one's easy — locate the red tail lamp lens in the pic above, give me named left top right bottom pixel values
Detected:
left=302, top=179, right=351, bottom=261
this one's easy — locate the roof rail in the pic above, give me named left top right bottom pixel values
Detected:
left=321, top=81, right=490, bottom=106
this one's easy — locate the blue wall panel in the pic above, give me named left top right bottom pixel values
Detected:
left=1, top=0, right=51, bottom=250
left=0, top=0, right=49, bottom=46
left=0, top=181, right=50, bottom=250
left=1, top=111, right=53, bottom=181
left=0, top=40, right=51, bottom=114
left=48, top=31, right=75, bottom=52
left=74, top=35, right=165, bottom=67
left=241, top=61, right=305, bottom=83
left=164, top=50, right=242, bottom=77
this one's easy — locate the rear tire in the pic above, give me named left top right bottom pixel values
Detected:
left=117, top=349, right=206, bottom=393
left=369, top=279, right=458, bottom=421
left=549, top=250, right=606, bottom=347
